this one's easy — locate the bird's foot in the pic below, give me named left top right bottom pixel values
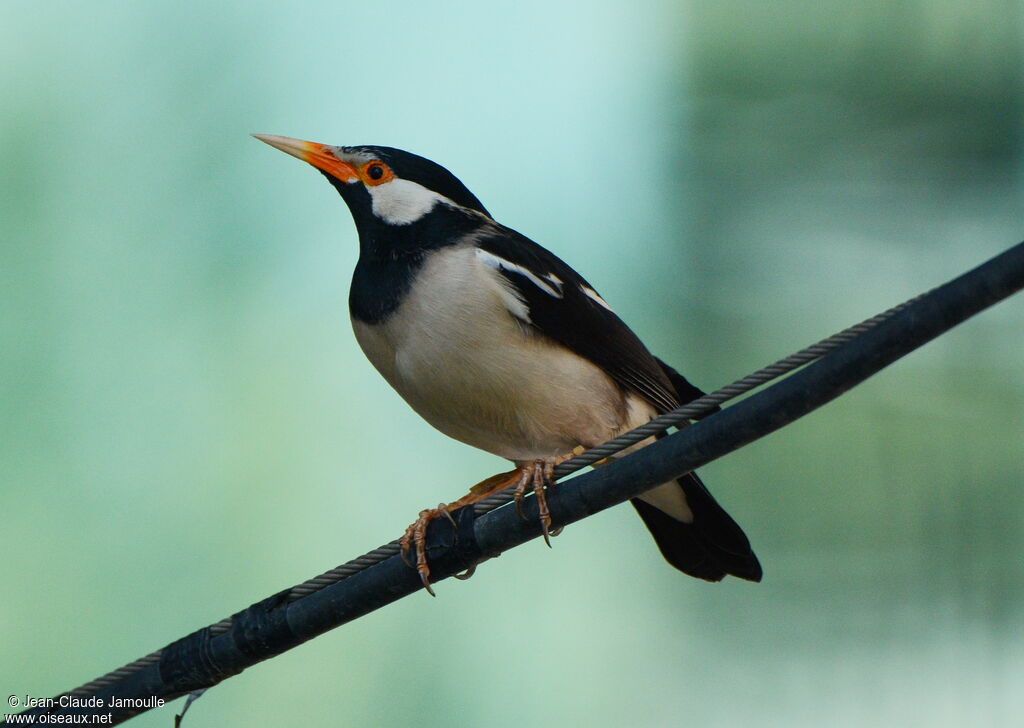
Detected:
left=400, top=455, right=572, bottom=594
left=512, top=460, right=560, bottom=546
left=400, top=502, right=462, bottom=597
left=399, top=484, right=501, bottom=595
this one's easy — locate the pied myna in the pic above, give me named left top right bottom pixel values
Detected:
left=255, top=135, right=762, bottom=593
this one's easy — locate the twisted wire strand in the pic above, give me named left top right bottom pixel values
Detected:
left=475, top=293, right=923, bottom=508
left=65, top=293, right=921, bottom=697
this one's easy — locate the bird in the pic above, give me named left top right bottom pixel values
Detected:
left=254, top=134, right=762, bottom=593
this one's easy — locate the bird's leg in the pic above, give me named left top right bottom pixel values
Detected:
left=400, top=508, right=443, bottom=596
left=511, top=460, right=558, bottom=546
left=400, top=456, right=570, bottom=595
left=511, top=453, right=578, bottom=545
left=400, top=469, right=522, bottom=596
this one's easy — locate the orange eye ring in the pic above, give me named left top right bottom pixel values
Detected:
left=362, top=161, right=394, bottom=186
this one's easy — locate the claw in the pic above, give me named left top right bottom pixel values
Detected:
left=533, top=463, right=553, bottom=547
left=539, top=462, right=558, bottom=546
left=511, top=460, right=558, bottom=546
left=544, top=463, right=561, bottom=539
left=400, top=509, right=437, bottom=595
left=437, top=503, right=457, bottom=528
left=420, top=573, right=436, bottom=597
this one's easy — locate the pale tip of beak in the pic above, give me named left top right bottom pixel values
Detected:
left=252, top=133, right=358, bottom=183
left=251, top=133, right=311, bottom=161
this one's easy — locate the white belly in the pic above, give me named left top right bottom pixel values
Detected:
left=351, top=246, right=632, bottom=461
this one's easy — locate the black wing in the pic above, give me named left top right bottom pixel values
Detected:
left=474, top=225, right=688, bottom=413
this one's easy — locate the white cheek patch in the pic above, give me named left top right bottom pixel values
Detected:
left=475, top=249, right=564, bottom=299
left=580, top=284, right=614, bottom=312
left=368, top=178, right=452, bottom=225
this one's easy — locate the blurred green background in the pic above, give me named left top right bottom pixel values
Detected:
left=2, top=1, right=1022, bottom=726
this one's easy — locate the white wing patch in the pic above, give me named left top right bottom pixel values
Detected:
left=474, top=249, right=532, bottom=322
left=367, top=178, right=453, bottom=225
left=581, top=284, right=614, bottom=312
left=542, top=271, right=564, bottom=293
left=474, top=249, right=564, bottom=298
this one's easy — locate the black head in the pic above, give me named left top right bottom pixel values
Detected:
left=253, top=135, right=490, bottom=230
left=342, top=145, right=490, bottom=218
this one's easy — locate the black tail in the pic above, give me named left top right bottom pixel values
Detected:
left=631, top=472, right=762, bottom=582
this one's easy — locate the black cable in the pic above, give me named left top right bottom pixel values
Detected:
left=20, top=240, right=1024, bottom=725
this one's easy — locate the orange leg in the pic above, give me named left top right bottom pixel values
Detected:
left=511, top=460, right=558, bottom=545
left=400, top=458, right=567, bottom=595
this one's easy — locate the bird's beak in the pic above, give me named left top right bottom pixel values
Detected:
left=252, top=134, right=358, bottom=183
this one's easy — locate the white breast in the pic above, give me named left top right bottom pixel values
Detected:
left=351, top=245, right=631, bottom=462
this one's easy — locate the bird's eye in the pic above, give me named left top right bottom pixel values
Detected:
left=361, top=161, right=393, bottom=186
